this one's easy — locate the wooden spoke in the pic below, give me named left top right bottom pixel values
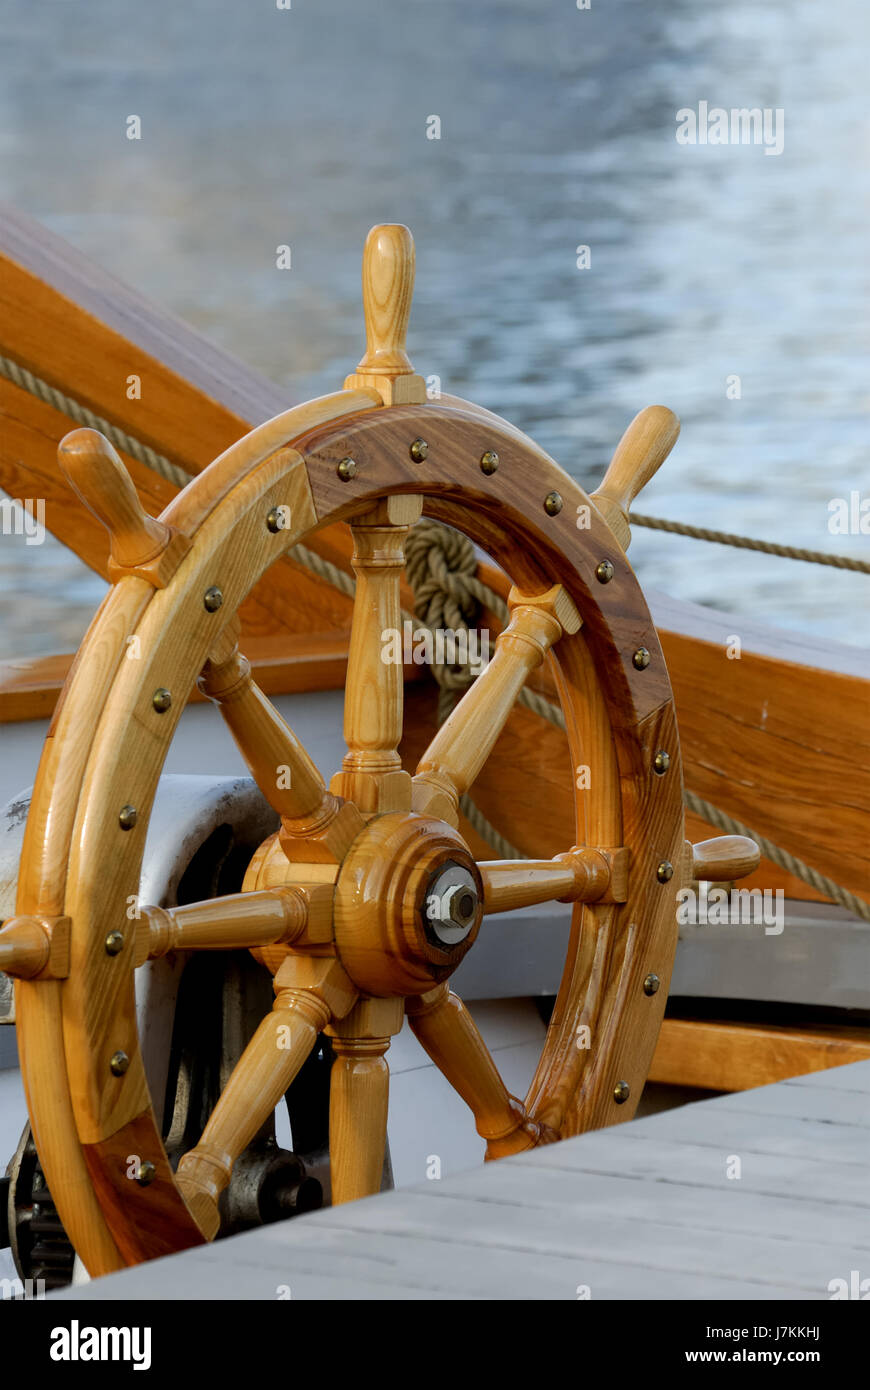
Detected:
left=326, top=997, right=404, bottom=1204
left=0, top=915, right=58, bottom=979
left=480, top=846, right=629, bottom=914
left=176, top=958, right=357, bottom=1238
left=590, top=405, right=680, bottom=551
left=11, top=219, right=694, bottom=1271
left=343, top=223, right=427, bottom=406
left=135, top=884, right=334, bottom=962
left=411, top=584, right=581, bottom=825
left=691, top=835, right=761, bottom=881
left=406, top=985, right=555, bottom=1157
left=330, top=495, right=423, bottom=814
left=199, top=619, right=363, bottom=862
left=58, top=428, right=191, bottom=585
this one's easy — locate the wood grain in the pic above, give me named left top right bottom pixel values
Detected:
left=650, top=1018, right=870, bottom=1091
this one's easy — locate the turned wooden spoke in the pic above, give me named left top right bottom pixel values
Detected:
left=480, top=846, right=628, bottom=914
left=590, top=405, right=680, bottom=551
left=327, top=997, right=404, bottom=1204
left=176, top=958, right=357, bottom=1238
left=330, top=496, right=422, bottom=814
left=411, top=584, right=581, bottom=825
left=199, top=619, right=363, bottom=862
left=0, top=916, right=54, bottom=978
left=691, top=835, right=760, bottom=881
left=136, top=887, right=319, bottom=962
left=58, top=428, right=191, bottom=585
left=13, top=220, right=705, bottom=1274
left=406, top=985, right=555, bottom=1157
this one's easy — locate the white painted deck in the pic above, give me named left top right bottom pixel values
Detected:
left=54, top=1060, right=870, bottom=1301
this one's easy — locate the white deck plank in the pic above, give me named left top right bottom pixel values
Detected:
left=53, top=1059, right=870, bottom=1301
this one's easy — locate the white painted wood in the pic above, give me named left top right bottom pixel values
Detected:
left=51, top=1060, right=870, bottom=1301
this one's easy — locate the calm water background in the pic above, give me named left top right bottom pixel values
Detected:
left=0, top=0, right=868, bottom=655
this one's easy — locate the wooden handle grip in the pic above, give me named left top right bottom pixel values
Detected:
left=591, top=405, right=680, bottom=550
left=58, top=428, right=171, bottom=568
left=355, top=224, right=416, bottom=376
left=692, top=835, right=761, bottom=882
left=0, top=916, right=50, bottom=979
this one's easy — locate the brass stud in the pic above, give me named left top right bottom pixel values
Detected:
left=613, top=1080, right=631, bottom=1104
left=118, top=805, right=138, bottom=831
left=543, top=491, right=563, bottom=516
left=595, top=559, right=614, bottom=584
left=105, top=930, right=125, bottom=957
left=110, top=1050, right=130, bottom=1077
left=643, top=973, right=660, bottom=996
left=266, top=506, right=286, bottom=532
left=480, top=450, right=499, bottom=475
left=632, top=647, right=651, bottom=670
left=336, top=457, right=357, bottom=482
left=656, top=860, right=674, bottom=883
left=136, top=1160, right=156, bottom=1188
left=409, top=438, right=429, bottom=463
left=653, top=749, right=670, bottom=775
left=152, top=688, right=172, bottom=714
left=203, top=586, right=223, bottom=613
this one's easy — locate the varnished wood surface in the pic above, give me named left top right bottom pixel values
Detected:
left=590, top=405, right=681, bottom=551
left=298, top=399, right=687, bottom=1135
left=343, top=225, right=427, bottom=405
left=0, top=203, right=288, bottom=466
left=650, top=1018, right=870, bottom=1091
left=57, top=1060, right=870, bottom=1301
left=9, top=214, right=861, bottom=1278
left=1, top=205, right=864, bottom=911
left=0, top=634, right=430, bottom=724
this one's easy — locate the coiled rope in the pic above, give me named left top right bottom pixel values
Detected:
left=3, top=353, right=867, bottom=916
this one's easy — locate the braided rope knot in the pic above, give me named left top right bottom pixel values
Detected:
left=404, top=520, right=493, bottom=719
left=405, top=521, right=480, bottom=631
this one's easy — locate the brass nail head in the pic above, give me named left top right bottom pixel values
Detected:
left=656, top=860, right=674, bottom=883
left=643, top=973, right=660, bottom=996
left=136, top=1160, right=157, bottom=1187
left=410, top=438, right=429, bottom=463
left=337, top=457, right=357, bottom=481
left=632, top=647, right=651, bottom=670
left=595, top=559, right=614, bottom=584
left=119, top=805, right=138, bottom=831
left=613, top=1079, right=631, bottom=1104
left=105, top=930, right=125, bottom=957
left=203, top=586, right=223, bottom=613
left=544, top=491, right=563, bottom=516
left=653, top=749, right=670, bottom=775
left=152, top=688, right=172, bottom=713
left=110, top=1050, right=130, bottom=1077
left=480, top=450, right=499, bottom=475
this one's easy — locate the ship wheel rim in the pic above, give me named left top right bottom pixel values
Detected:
left=13, top=396, right=685, bottom=1276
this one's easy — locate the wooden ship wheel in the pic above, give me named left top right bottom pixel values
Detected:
left=0, top=225, right=759, bottom=1276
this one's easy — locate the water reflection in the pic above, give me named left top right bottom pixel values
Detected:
left=0, top=0, right=867, bottom=654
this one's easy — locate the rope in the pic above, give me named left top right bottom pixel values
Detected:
left=3, top=352, right=867, bottom=914
left=685, top=792, right=870, bottom=923
left=0, top=355, right=190, bottom=488
left=632, top=513, right=870, bottom=574
left=5, top=353, right=865, bottom=573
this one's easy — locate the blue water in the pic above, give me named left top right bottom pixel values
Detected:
left=0, top=0, right=867, bottom=654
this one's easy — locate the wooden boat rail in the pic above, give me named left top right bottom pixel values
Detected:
left=0, top=207, right=867, bottom=1145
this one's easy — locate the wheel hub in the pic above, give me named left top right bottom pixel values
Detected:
left=332, top=811, right=483, bottom=997
left=423, top=863, right=479, bottom=946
